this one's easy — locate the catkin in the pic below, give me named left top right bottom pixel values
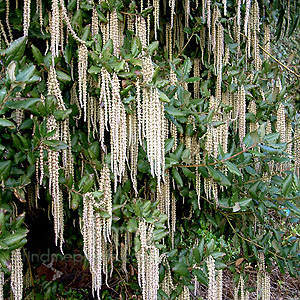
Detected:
left=136, top=219, right=159, bottom=300
left=0, top=272, right=4, bottom=300
left=23, top=0, right=31, bottom=37
left=10, top=249, right=23, bottom=300
left=207, top=255, right=216, bottom=300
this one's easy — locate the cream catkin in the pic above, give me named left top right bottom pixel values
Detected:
left=91, top=6, right=99, bottom=37
left=216, top=269, right=223, bottom=300
left=238, top=85, right=246, bottom=146
left=47, top=115, right=64, bottom=252
left=110, top=72, right=127, bottom=191
left=294, top=124, right=300, bottom=177
left=10, top=248, right=23, bottom=300
left=157, top=172, right=171, bottom=228
left=110, top=10, right=120, bottom=57
left=207, top=255, right=216, bottom=300
left=160, top=257, right=174, bottom=296
left=136, top=219, right=159, bottom=300
left=5, top=0, right=12, bottom=42
left=0, top=272, right=3, bottom=300
left=178, top=285, right=190, bottom=300
left=154, top=0, right=160, bottom=40
left=78, top=44, right=88, bottom=122
left=50, top=0, right=60, bottom=60
left=23, top=0, right=31, bottom=37
left=82, top=164, right=113, bottom=300
left=169, top=0, right=175, bottom=28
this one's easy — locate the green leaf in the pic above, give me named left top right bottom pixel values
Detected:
left=207, top=166, right=220, bottom=181
left=98, top=210, right=111, bottom=218
left=131, top=36, right=141, bottom=57
left=172, top=262, right=189, bottom=277
left=31, top=45, right=44, bottom=64
left=53, top=109, right=72, bottom=121
left=78, top=175, right=95, bottom=193
left=148, top=41, right=159, bottom=55
left=1, top=228, right=28, bottom=248
left=1, top=36, right=27, bottom=64
left=165, top=106, right=187, bottom=117
left=56, top=70, right=71, bottom=82
left=6, top=98, right=40, bottom=110
left=282, top=174, right=293, bottom=196
left=182, top=167, right=195, bottom=179
left=184, top=76, right=201, bottom=83
left=183, top=58, right=192, bottom=76
left=0, top=161, right=12, bottom=179
left=127, top=218, right=138, bottom=233
left=43, top=140, right=69, bottom=150
left=165, top=137, right=175, bottom=153
left=88, top=66, right=102, bottom=75
left=165, top=157, right=179, bottom=169
left=158, top=90, right=170, bottom=103
left=225, top=161, right=242, bottom=176
left=0, top=118, right=16, bottom=129
left=0, top=250, right=10, bottom=268
left=192, top=269, right=208, bottom=285
left=141, top=7, right=153, bottom=17
left=88, top=142, right=100, bottom=159
left=193, top=247, right=201, bottom=263
left=172, top=168, right=183, bottom=187
left=153, top=229, right=168, bottom=241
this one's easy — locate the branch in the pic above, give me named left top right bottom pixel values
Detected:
left=176, top=33, right=195, bottom=58
left=224, top=214, right=286, bottom=260
left=240, top=32, right=300, bottom=78
left=176, top=143, right=257, bottom=168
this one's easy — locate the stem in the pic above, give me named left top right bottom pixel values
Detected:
left=177, top=143, right=257, bottom=168
left=23, top=247, right=35, bottom=298
left=176, top=33, right=195, bottom=58
left=240, top=32, right=300, bottom=78
left=224, top=214, right=285, bottom=260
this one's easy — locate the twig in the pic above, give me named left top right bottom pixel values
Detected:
left=177, top=143, right=257, bottom=168
left=23, top=247, right=35, bottom=298
left=176, top=33, right=195, bottom=58
left=240, top=32, right=300, bottom=78
left=224, top=214, right=285, bottom=260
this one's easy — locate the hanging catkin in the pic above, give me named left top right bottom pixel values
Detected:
left=23, top=0, right=31, bottom=36
left=0, top=272, right=3, bottom=300
left=216, top=270, right=223, bottom=300
left=10, top=249, right=23, bottom=300
left=160, top=257, right=174, bottom=296
left=238, top=86, right=246, bottom=146
left=5, top=0, right=12, bottom=42
left=110, top=73, right=127, bottom=191
left=110, top=9, right=120, bottom=56
left=207, top=255, right=216, bottom=300
left=169, top=0, right=175, bottom=28
left=153, top=0, right=160, bottom=40
left=91, top=6, right=99, bottom=36
left=50, top=0, right=60, bottom=60
left=263, top=24, right=270, bottom=59
left=157, top=171, right=171, bottom=229
left=294, top=124, right=300, bottom=177
left=47, top=115, right=64, bottom=251
left=82, top=165, right=112, bottom=299
left=178, top=285, right=190, bottom=300
left=136, top=219, right=159, bottom=300
left=78, top=44, right=88, bottom=122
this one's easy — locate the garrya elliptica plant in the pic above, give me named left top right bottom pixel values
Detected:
left=0, top=0, right=300, bottom=299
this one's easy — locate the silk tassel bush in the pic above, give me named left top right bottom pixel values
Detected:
left=0, top=0, right=298, bottom=299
